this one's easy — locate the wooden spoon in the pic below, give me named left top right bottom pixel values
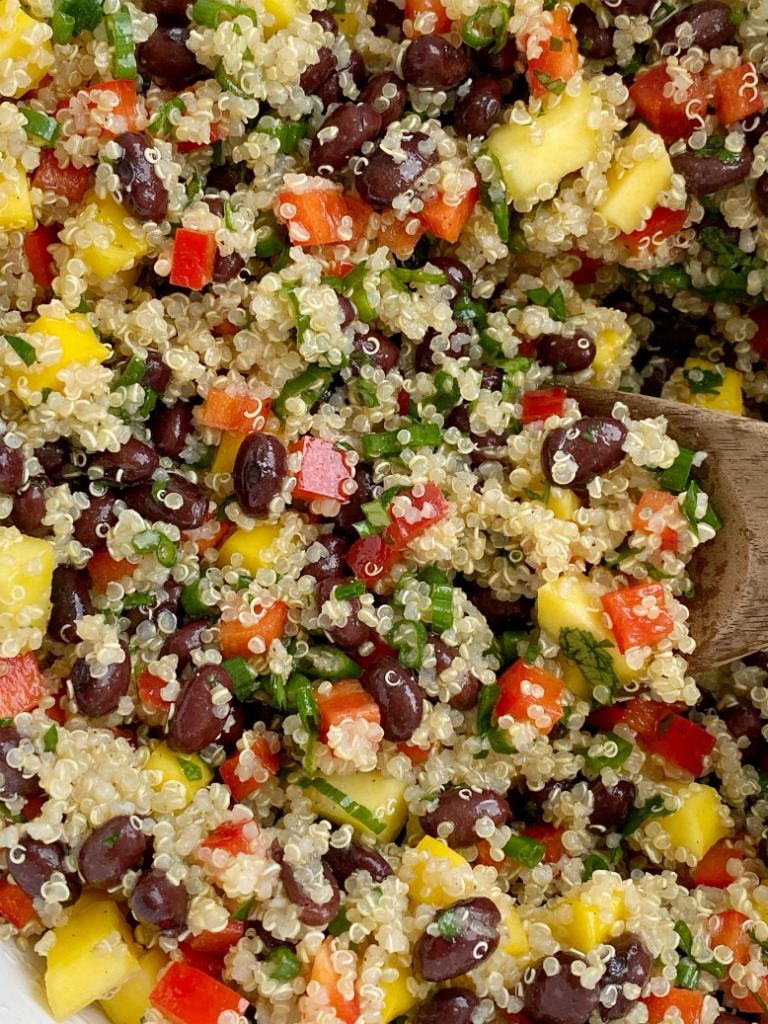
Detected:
left=568, top=387, right=768, bottom=673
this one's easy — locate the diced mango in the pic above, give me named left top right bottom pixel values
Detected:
left=76, top=192, right=149, bottom=279
left=486, top=88, right=600, bottom=203
left=409, top=835, right=474, bottom=908
left=262, top=0, right=296, bottom=33
left=548, top=486, right=581, bottom=522
left=100, top=947, right=168, bottom=1024
left=502, top=905, right=531, bottom=957
left=597, top=125, right=674, bottom=234
left=305, top=769, right=409, bottom=844
left=145, top=741, right=213, bottom=808
left=654, top=782, right=730, bottom=861
left=550, top=888, right=625, bottom=953
left=536, top=573, right=639, bottom=685
left=0, top=162, right=34, bottom=231
left=380, top=959, right=419, bottom=1023
left=45, top=897, right=140, bottom=1022
left=680, top=357, right=743, bottom=415
left=592, top=325, right=631, bottom=377
left=335, top=12, right=359, bottom=36
left=0, top=0, right=53, bottom=98
left=218, top=522, right=281, bottom=575
left=4, top=312, right=110, bottom=403
left=0, top=526, right=54, bottom=640
left=211, top=432, right=245, bottom=476
left=557, top=656, right=591, bottom=701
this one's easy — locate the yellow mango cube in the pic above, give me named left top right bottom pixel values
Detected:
left=486, top=89, right=600, bottom=203
left=335, top=12, right=359, bottom=36
left=409, top=835, right=474, bottom=908
left=597, top=125, right=674, bottom=234
left=655, top=782, right=730, bottom=861
left=525, top=476, right=581, bottom=522
left=551, top=888, right=625, bottom=953
left=77, top=192, right=149, bottom=279
left=0, top=0, right=53, bottom=98
left=558, top=656, right=591, bottom=700
left=262, top=0, right=296, bottom=33
left=305, top=770, right=409, bottom=844
left=45, top=897, right=140, bottom=1021
left=502, top=905, right=531, bottom=957
left=0, top=526, right=55, bottom=640
left=100, top=947, right=167, bottom=1024
left=592, top=325, right=631, bottom=377
left=0, top=162, right=34, bottom=231
left=145, top=741, right=213, bottom=808
left=380, top=960, right=419, bottom=1023
left=218, top=522, right=281, bottom=575
left=211, top=432, right=245, bottom=476
left=681, top=358, right=743, bottom=415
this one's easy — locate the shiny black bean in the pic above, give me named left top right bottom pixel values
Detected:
left=656, top=0, right=734, bottom=52
left=403, top=35, right=470, bottom=90
left=300, top=534, right=350, bottom=582
left=0, top=727, right=43, bottom=801
left=311, top=8, right=338, bottom=32
left=480, top=366, right=504, bottom=392
left=745, top=109, right=768, bottom=147
left=323, top=839, right=393, bottom=884
left=79, top=815, right=147, bottom=888
left=474, top=37, right=517, bottom=77
left=11, top=480, right=50, bottom=537
left=454, top=77, right=502, bottom=137
left=415, top=327, right=472, bottom=372
left=130, top=869, right=189, bottom=932
left=149, top=402, right=193, bottom=460
left=169, top=663, right=233, bottom=753
left=352, top=330, right=400, bottom=373
left=373, top=0, right=402, bottom=39
left=300, top=46, right=337, bottom=94
left=332, top=465, right=375, bottom=538
left=523, top=951, right=600, bottom=1024
left=316, top=71, right=344, bottom=108
left=672, top=147, right=753, bottom=195
left=338, top=295, right=356, bottom=328
left=137, top=27, right=200, bottom=87
left=360, top=73, right=408, bottom=132
left=310, top=102, right=383, bottom=174
left=538, top=332, right=596, bottom=373
left=450, top=675, right=481, bottom=711
left=161, top=619, right=210, bottom=671
left=90, top=438, right=159, bottom=485
left=542, top=416, right=628, bottom=489
left=114, top=132, right=169, bottom=223
left=464, top=584, right=533, bottom=632
left=720, top=700, right=765, bottom=762
left=213, top=249, right=246, bottom=284
left=73, top=490, right=119, bottom=550
left=36, top=439, right=69, bottom=480
left=206, top=164, right=244, bottom=193
left=520, top=779, right=572, bottom=821
left=345, top=49, right=366, bottom=86
left=0, top=440, right=23, bottom=493
left=415, top=988, right=481, bottom=1024
left=428, top=257, right=472, bottom=301
left=9, top=838, right=76, bottom=900
left=598, top=933, right=652, bottom=1021
left=361, top=656, right=423, bottom=742
left=603, top=0, right=654, bottom=14
left=415, top=896, right=501, bottom=982
left=49, top=566, right=93, bottom=644
left=126, top=472, right=208, bottom=530
left=279, top=855, right=340, bottom=926
left=71, top=640, right=132, bottom=717
left=233, top=434, right=287, bottom=517
left=640, top=356, right=681, bottom=398
left=144, top=352, right=172, bottom=394
left=571, top=3, right=615, bottom=58
left=143, top=0, right=189, bottom=24
left=421, top=787, right=510, bottom=847
left=756, top=174, right=768, bottom=217
left=218, top=701, right=246, bottom=748
left=589, top=779, right=636, bottom=831
left=355, top=132, right=438, bottom=209
left=316, top=577, right=374, bottom=650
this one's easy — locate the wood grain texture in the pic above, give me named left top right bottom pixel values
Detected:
left=569, top=388, right=768, bottom=672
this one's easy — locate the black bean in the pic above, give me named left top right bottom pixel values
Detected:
left=161, top=620, right=211, bottom=670
left=361, top=656, right=423, bottom=742
left=352, top=330, right=400, bottom=373
left=446, top=405, right=507, bottom=465
left=520, top=779, right=572, bottom=821
left=480, top=366, right=504, bottom=392
left=300, top=534, right=351, bottom=582
left=90, top=438, right=159, bottom=485
left=232, top=434, right=287, bottom=517
left=323, top=839, right=393, bottom=884
left=144, top=352, right=172, bottom=394
left=542, top=416, right=628, bottom=489
left=130, top=869, right=189, bottom=932
left=300, top=46, right=337, bottom=94
left=598, top=933, right=652, bottom=1020
left=316, top=71, right=344, bottom=108
left=415, top=988, right=481, bottom=1024
left=0, top=440, right=23, bottom=493
left=474, top=37, right=517, bottom=76
left=316, top=577, right=374, bottom=650
left=137, top=27, right=200, bottom=87
left=79, top=815, right=147, bottom=888
left=538, top=333, right=596, bottom=373
left=720, top=701, right=765, bottom=762
left=218, top=701, right=246, bottom=748
left=454, top=77, right=502, bottom=137
left=428, top=257, right=472, bottom=301
left=149, top=402, right=193, bottom=460
left=523, top=951, right=600, bottom=1024
left=360, top=73, right=408, bottom=132
left=415, top=896, right=501, bottom=982
left=279, top=855, right=340, bottom=927
left=421, top=787, right=510, bottom=847
left=169, top=663, right=233, bottom=753
left=756, top=174, right=768, bottom=217
left=36, top=440, right=69, bottom=480
left=71, top=640, right=132, bottom=717
left=373, top=0, right=402, bottom=39
left=345, top=49, right=366, bottom=86
left=745, top=109, right=768, bottom=147
left=143, top=0, right=189, bottom=25
left=571, top=3, right=615, bottom=58
left=672, top=147, right=753, bottom=195
left=310, top=102, right=383, bottom=174
left=355, top=132, right=437, bottom=209
left=73, top=490, right=119, bottom=550
left=206, top=164, right=244, bottom=194
left=403, top=36, right=470, bottom=90
left=589, top=779, right=636, bottom=831
left=0, top=727, right=43, bottom=801
left=213, top=249, right=246, bottom=284
left=656, top=0, right=734, bottom=52
left=9, top=838, right=77, bottom=900
left=126, top=473, right=209, bottom=530
left=114, top=132, right=169, bottom=223
left=331, top=465, right=374, bottom=538
left=338, top=295, right=356, bottom=328
left=310, top=8, right=337, bottom=32
left=603, top=0, right=654, bottom=14
left=745, top=650, right=768, bottom=672
left=450, top=675, right=481, bottom=711
left=416, top=327, right=472, bottom=372
left=464, top=584, right=533, bottom=632
left=11, top=480, right=50, bottom=538
left=49, top=566, right=93, bottom=644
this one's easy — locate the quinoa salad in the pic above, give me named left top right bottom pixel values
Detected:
left=2, top=0, right=768, bottom=1022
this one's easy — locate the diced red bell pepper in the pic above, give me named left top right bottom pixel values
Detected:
left=473, top=837, right=498, bottom=867
left=32, top=150, right=91, bottom=202
left=632, top=487, right=680, bottom=551
left=620, top=207, right=688, bottom=257
left=177, top=943, right=226, bottom=979
left=169, top=228, right=217, bottom=291
left=186, top=919, right=247, bottom=955
left=644, top=711, right=716, bottom=776
left=502, top=1012, right=536, bottom=1024
left=290, top=437, right=355, bottom=504
left=629, top=64, right=707, bottom=142
left=175, top=119, right=226, bottom=152
left=316, top=678, right=381, bottom=744
left=87, top=551, right=135, bottom=592
left=588, top=696, right=673, bottom=743
left=0, top=653, right=47, bottom=718
left=81, top=80, right=144, bottom=135
left=643, top=989, right=704, bottom=1024
left=278, top=187, right=351, bottom=247
left=709, top=910, right=752, bottom=966
left=150, top=960, right=249, bottom=1024
left=568, top=252, right=603, bottom=285
left=715, top=63, right=765, bottom=126
left=521, top=387, right=567, bottom=426
left=200, top=819, right=253, bottom=858
left=137, top=670, right=171, bottom=712
left=377, top=211, right=425, bottom=258
left=601, top=581, right=675, bottom=653
left=420, top=183, right=479, bottom=243
left=182, top=518, right=231, bottom=557
left=396, top=741, right=432, bottom=764
left=691, top=842, right=745, bottom=887
left=521, top=824, right=567, bottom=863
left=219, top=601, right=288, bottom=659
left=527, top=9, right=579, bottom=100
left=387, top=481, right=450, bottom=550
left=201, top=386, right=271, bottom=434
left=23, top=223, right=59, bottom=290
left=310, top=937, right=361, bottom=1024
left=219, top=734, right=281, bottom=802
left=0, top=876, right=38, bottom=929
left=353, top=635, right=397, bottom=670
left=397, top=387, right=411, bottom=416
left=404, top=0, right=452, bottom=35
left=495, top=659, right=566, bottom=735
left=346, top=533, right=399, bottom=587
left=22, top=794, right=46, bottom=821
left=343, top=194, right=375, bottom=242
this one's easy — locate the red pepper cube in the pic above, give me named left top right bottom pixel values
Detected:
left=201, top=387, right=271, bottom=434
left=387, top=481, right=450, bottom=550
left=404, top=0, right=452, bottom=35
left=600, top=581, right=675, bottom=654
left=80, top=80, right=144, bottom=135
left=644, top=711, right=716, bottom=776
left=620, top=206, right=688, bottom=257
left=588, top=695, right=673, bottom=744
left=200, top=819, right=252, bottom=857
left=0, top=653, right=47, bottom=718
left=520, top=825, right=567, bottom=864
left=495, top=659, right=566, bottom=735
left=32, top=150, right=91, bottom=202
left=527, top=8, right=579, bottom=99
left=277, top=188, right=351, bottom=247
left=169, top=228, right=217, bottom=291
left=219, top=735, right=281, bottom=802
left=521, top=387, right=566, bottom=426
left=186, top=919, right=247, bottom=956
left=691, top=842, right=745, bottom=888
left=420, top=183, right=479, bottom=244
left=316, top=678, right=381, bottom=744
left=643, top=989, right=704, bottom=1024
left=715, top=63, right=765, bottom=125
left=346, top=533, right=398, bottom=586
left=290, top=436, right=355, bottom=503
left=23, top=223, right=60, bottom=289
left=0, top=876, right=38, bottom=929
left=150, top=960, right=249, bottom=1024
left=629, top=64, right=707, bottom=142
left=137, top=669, right=171, bottom=712
left=632, top=487, right=680, bottom=551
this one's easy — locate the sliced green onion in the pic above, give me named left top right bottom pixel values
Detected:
left=300, top=646, right=362, bottom=682
left=181, top=578, right=217, bottom=619
left=360, top=498, right=392, bottom=532
left=256, top=117, right=307, bottom=154
left=261, top=671, right=287, bottom=711
left=191, top=0, right=258, bottom=26
left=462, top=2, right=509, bottom=50
left=356, top=378, right=379, bottom=408
left=328, top=907, right=351, bottom=937
left=5, top=334, right=36, bottom=367
left=581, top=853, right=608, bottom=881
left=429, top=370, right=461, bottom=415
left=488, top=726, right=516, bottom=754
left=296, top=685, right=320, bottom=733
left=222, top=656, right=256, bottom=701
left=479, top=152, right=509, bottom=245
left=122, top=591, right=153, bottom=608
left=132, top=529, right=177, bottom=567
left=674, top=920, right=693, bottom=955
left=132, top=529, right=159, bottom=554
left=232, top=897, right=254, bottom=921
left=658, top=447, right=696, bottom=493
left=268, top=947, right=302, bottom=981
left=351, top=280, right=376, bottom=323
left=477, top=683, right=500, bottom=736
left=50, top=0, right=103, bottom=43
left=321, top=261, right=368, bottom=294
left=361, top=422, right=441, bottom=460
left=675, top=959, right=700, bottom=989
left=106, top=5, right=137, bottom=80
left=332, top=580, right=367, bottom=601
left=578, top=731, right=633, bottom=774
left=215, top=60, right=249, bottom=97
left=273, top=365, right=334, bottom=419
left=418, top=566, right=454, bottom=634
left=387, top=619, right=426, bottom=670
left=20, top=108, right=61, bottom=146
left=156, top=533, right=177, bottom=568
left=299, top=776, right=387, bottom=835
left=43, top=723, right=58, bottom=753
left=111, top=356, right=147, bottom=391
left=388, top=267, right=447, bottom=287
left=503, top=834, right=545, bottom=868
left=148, top=97, right=186, bottom=138
left=701, top=959, right=727, bottom=980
